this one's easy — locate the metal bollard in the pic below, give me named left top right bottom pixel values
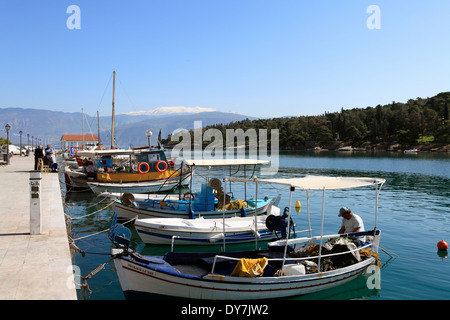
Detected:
left=30, top=170, right=42, bottom=235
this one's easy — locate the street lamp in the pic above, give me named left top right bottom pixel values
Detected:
left=19, top=130, right=23, bottom=156
left=5, top=124, right=11, bottom=165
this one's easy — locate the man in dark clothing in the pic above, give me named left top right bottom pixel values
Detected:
left=34, top=145, right=44, bottom=170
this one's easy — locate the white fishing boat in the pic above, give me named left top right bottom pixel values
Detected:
left=110, top=175, right=385, bottom=300
left=113, top=195, right=274, bottom=220
left=112, top=158, right=275, bottom=220
left=134, top=205, right=294, bottom=246
left=98, top=191, right=181, bottom=202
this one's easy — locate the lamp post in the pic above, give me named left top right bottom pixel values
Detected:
left=32, top=136, right=34, bottom=150
left=5, top=124, right=11, bottom=165
left=27, top=134, right=30, bottom=153
left=19, top=130, right=23, bottom=156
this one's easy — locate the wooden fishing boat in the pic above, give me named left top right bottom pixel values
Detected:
left=112, top=158, right=276, bottom=220
left=65, top=148, right=192, bottom=194
left=110, top=175, right=385, bottom=300
left=112, top=191, right=274, bottom=220
left=134, top=205, right=288, bottom=246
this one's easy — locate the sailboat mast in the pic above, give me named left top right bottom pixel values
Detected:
left=82, top=107, right=84, bottom=149
left=111, top=70, right=116, bottom=149
left=97, top=110, right=101, bottom=148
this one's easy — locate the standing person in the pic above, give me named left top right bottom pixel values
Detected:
left=337, top=207, right=366, bottom=246
left=44, top=144, right=53, bottom=165
left=34, top=145, right=44, bottom=170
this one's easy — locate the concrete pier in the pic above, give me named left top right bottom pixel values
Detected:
left=0, top=155, right=77, bottom=300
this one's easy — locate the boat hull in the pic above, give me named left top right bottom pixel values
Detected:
left=95, top=169, right=180, bottom=183
left=113, top=254, right=375, bottom=300
left=113, top=199, right=272, bottom=220
left=64, top=168, right=91, bottom=191
left=134, top=215, right=280, bottom=245
left=87, top=172, right=192, bottom=194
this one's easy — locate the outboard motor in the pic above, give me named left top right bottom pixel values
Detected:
left=265, top=207, right=294, bottom=240
left=108, top=213, right=132, bottom=248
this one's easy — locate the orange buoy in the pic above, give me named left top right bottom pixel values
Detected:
left=437, top=239, right=448, bottom=251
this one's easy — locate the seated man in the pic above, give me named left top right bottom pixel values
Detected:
left=338, top=207, right=366, bottom=246
left=84, top=161, right=97, bottom=178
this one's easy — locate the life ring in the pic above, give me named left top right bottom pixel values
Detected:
left=156, top=160, right=168, bottom=172
left=138, top=162, right=150, bottom=174
left=183, top=192, right=195, bottom=201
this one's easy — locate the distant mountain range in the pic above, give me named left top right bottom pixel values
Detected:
left=0, top=106, right=255, bottom=148
left=118, top=106, right=219, bottom=117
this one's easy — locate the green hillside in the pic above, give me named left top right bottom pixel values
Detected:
left=165, top=92, right=450, bottom=151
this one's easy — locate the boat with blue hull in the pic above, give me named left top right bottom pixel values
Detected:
left=112, top=159, right=276, bottom=220
left=112, top=192, right=274, bottom=220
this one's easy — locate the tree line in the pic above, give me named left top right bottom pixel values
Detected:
left=163, top=92, right=450, bottom=150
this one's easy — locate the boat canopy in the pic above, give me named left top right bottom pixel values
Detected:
left=227, top=175, right=385, bottom=190
left=75, top=149, right=137, bottom=158
left=182, top=159, right=270, bottom=167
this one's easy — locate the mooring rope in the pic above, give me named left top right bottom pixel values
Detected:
left=65, top=199, right=116, bottom=221
left=64, top=196, right=109, bottom=209
left=70, top=216, right=136, bottom=241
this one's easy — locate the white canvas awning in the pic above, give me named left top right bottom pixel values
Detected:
left=75, top=148, right=138, bottom=158
left=227, top=175, right=385, bottom=190
left=182, top=159, right=269, bottom=167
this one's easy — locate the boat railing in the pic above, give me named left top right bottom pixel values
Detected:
left=209, top=241, right=374, bottom=276
left=168, top=227, right=313, bottom=252
left=171, top=236, right=180, bottom=252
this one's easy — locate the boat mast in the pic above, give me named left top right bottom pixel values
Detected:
left=97, top=110, right=101, bottom=148
left=82, top=107, right=84, bottom=149
left=111, top=70, right=116, bottom=149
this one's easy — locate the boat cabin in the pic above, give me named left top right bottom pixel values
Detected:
left=136, top=150, right=170, bottom=173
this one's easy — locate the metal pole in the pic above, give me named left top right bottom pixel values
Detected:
left=5, top=124, right=11, bottom=165
left=317, top=187, right=326, bottom=273
left=97, top=110, right=101, bottom=147
left=254, top=178, right=258, bottom=250
left=222, top=177, right=227, bottom=252
left=111, top=70, right=116, bottom=149
left=19, top=131, right=22, bottom=156
left=281, top=185, right=294, bottom=274
left=244, top=165, right=247, bottom=200
left=375, top=183, right=381, bottom=229
left=306, top=190, right=312, bottom=238
left=82, top=108, right=84, bottom=149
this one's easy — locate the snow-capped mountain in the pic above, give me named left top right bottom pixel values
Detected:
left=118, top=106, right=217, bottom=116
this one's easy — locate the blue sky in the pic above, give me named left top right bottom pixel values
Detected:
left=1, top=1, right=449, bottom=118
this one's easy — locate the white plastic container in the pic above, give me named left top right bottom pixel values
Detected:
left=283, top=264, right=306, bottom=276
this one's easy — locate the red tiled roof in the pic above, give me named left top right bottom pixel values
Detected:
left=61, top=134, right=99, bottom=141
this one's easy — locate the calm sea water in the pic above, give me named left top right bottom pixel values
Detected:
left=62, top=150, right=450, bottom=300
